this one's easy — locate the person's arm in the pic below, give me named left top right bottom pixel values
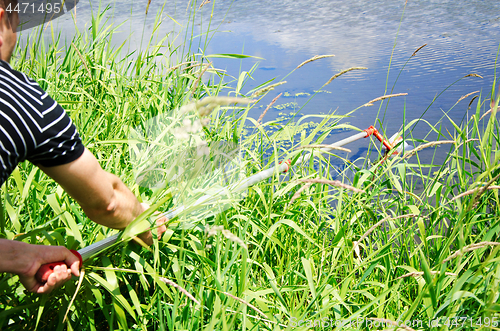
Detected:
left=0, top=239, right=80, bottom=293
left=0, top=147, right=164, bottom=293
left=39, top=148, right=166, bottom=245
left=39, top=148, right=141, bottom=229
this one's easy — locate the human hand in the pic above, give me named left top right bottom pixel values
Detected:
left=136, top=203, right=167, bottom=246
left=18, top=244, right=80, bottom=294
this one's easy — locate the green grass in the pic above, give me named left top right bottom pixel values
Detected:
left=1, top=1, right=500, bottom=330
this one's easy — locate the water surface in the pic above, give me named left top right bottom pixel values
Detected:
left=18, top=0, right=500, bottom=166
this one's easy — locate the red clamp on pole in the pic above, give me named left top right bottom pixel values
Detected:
left=364, top=126, right=376, bottom=137
left=364, top=126, right=393, bottom=151
left=35, top=249, right=83, bottom=284
left=279, top=159, right=292, bottom=173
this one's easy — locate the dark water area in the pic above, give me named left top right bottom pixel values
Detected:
left=18, top=0, right=500, bottom=169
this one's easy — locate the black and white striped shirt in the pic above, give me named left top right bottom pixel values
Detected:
left=0, top=60, right=85, bottom=186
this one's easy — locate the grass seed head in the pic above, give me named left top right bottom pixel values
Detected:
left=207, top=225, right=224, bottom=237
left=257, top=93, right=282, bottom=126
left=201, top=118, right=210, bottom=126
left=403, top=140, right=455, bottom=159
left=396, top=271, right=457, bottom=280
left=287, top=182, right=312, bottom=208
left=323, top=67, right=367, bottom=86
left=443, top=242, right=500, bottom=262
left=251, top=81, right=287, bottom=98
left=206, top=225, right=247, bottom=249
left=363, top=93, right=408, bottom=107
left=479, top=108, right=494, bottom=121
left=180, top=97, right=255, bottom=117
left=357, top=214, right=416, bottom=245
left=223, top=292, right=267, bottom=318
left=191, top=62, right=212, bottom=94
left=221, top=230, right=248, bottom=249
left=295, top=54, right=335, bottom=70
left=456, top=90, right=479, bottom=104
left=452, top=185, right=500, bottom=201
left=411, top=43, right=427, bottom=57
left=159, top=277, right=201, bottom=305
left=464, top=73, right=483, bottom=79
left=298, top=178, right=364, bottom=193
left=198, top=0, right=211, bottom=9
left=167, top=61, right=197, bottom=73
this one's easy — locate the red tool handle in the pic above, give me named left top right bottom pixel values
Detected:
left=35, top=249, right=82, bottom=284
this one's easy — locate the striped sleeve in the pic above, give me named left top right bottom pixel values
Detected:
left=0, top=60, right=84, bottom=185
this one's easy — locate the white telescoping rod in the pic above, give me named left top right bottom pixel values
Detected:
left=80, top=129, right=373, bottom=255
left=229, top=130, right=369, bottom=194
left=152, top=129, right=372, bottom=222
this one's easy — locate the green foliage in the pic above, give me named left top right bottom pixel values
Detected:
left=1, top=1, right=500, bottom=330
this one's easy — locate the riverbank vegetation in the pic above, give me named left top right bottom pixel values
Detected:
left=1, top=1, right=499, bottom=330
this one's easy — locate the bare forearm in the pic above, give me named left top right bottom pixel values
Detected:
left=40, top=149, right=145, bottom=230
left=39, top=148, right=163, bottom=243
left=0, top=239, right=31, bottom=274
left=82, top=172, right=144, bottom=230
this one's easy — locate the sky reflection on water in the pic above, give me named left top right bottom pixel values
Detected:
left=18, top=0, right=500, bottom=165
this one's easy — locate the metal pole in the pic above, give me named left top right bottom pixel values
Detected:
left=70, top=128, right=383, bottom=259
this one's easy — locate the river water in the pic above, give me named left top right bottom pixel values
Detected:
left=18, top=0, right=500, bottom=167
